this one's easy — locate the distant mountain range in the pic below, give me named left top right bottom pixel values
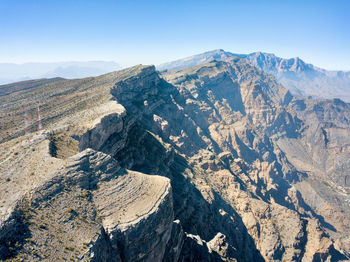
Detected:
left=0, top=61, right=121, bottom=84
left=2, top=51, right=349, bottom=102
left=158, top=49, right=350, bottom=102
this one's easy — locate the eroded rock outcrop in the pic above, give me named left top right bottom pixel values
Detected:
left=1, top=58, right=350, bottom=261
left=0, top=149, right=179, bottom=262
left=77, top=61, right=349, bottom=261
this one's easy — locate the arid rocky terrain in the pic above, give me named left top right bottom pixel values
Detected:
left=0, top=57, right=350, bottom=261
left=158, top=49, right=350, bottom=102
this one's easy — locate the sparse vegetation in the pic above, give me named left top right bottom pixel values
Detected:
left=65, top=246, right=74, bottom=251
left=1, top=56, right=350, bottom=262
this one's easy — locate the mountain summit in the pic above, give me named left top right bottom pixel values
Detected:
left=158, top=50, right=350, bottom=102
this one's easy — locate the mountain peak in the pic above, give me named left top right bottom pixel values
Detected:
left=157, top=50, right=350, bottom=102
left=157, top=49, right=234, bottom=71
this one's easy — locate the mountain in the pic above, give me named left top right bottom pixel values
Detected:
left=157, top=49, right=234, bottom=71
left=1, top=58, right=350, bottom=261
left=0, top=61, right=121, bottom=84
left=158, top=49, right=350, bottom=102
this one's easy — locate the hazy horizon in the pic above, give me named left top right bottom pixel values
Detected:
left=1, top=49, right=350, bottom=73
left=1, top=0, right=349, bottom=71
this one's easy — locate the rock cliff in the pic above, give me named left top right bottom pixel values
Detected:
left=158, top=49, right=350, bottom=102
left=0, top=149, right=178, bottom=261
left=1, top=58, right=350, bottom=261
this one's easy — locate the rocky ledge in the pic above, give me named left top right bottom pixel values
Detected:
left=0, top=149, right=179, bottom=261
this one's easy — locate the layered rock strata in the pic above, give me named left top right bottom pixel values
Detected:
left=1, top=58, right=350, bottom=261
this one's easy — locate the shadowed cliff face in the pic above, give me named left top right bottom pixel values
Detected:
left=78, top=60, right=350, bottom=260
left=1, top=59, right=350, bottom=261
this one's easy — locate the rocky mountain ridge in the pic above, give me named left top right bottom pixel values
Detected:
left=158, top=49, right=350, bottom=102
left=0, top=58, right=350, bottom=261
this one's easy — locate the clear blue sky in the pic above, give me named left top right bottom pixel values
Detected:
left=0, top=0, right=349, bottom=70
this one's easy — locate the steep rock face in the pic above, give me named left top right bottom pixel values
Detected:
left=80, top=64, right=264, bottom=261
left=160, top=60, right=350, bottom=259
left=273, top=97, right=350, bottom=245
left=163, top=220, right=185, bottom=262
left=0, top=64, right=150, bottom=143
left=79, top=104, right=131, bottom=153
left=158, top=49, right=350, bottom=102
left=0, top=149, right=178, bottom=262
left=2, top=58, right=350, bottom=261
left=288, top=98, right=350, bottom=186
left=80, top=60, right=349, bottom=260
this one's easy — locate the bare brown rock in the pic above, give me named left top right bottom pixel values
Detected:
left=1, top=57, right=350, bottom=261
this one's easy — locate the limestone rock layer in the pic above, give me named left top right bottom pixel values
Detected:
left=1, top=58, right=350, bottom=261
